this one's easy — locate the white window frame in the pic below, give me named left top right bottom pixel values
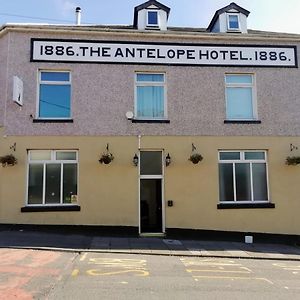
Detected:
left=226, top=13, right=240, bottom=31
left=134, top=72, right=167, bottom=120
left=146, top=10, right=159, bottom=27
left=37, top=70, right=72, bottom=120
left=26, top=150, right=78, bottom=206
left=218, top=150, right=270, bottom=204
left=225, top=73, right=257, bottom=121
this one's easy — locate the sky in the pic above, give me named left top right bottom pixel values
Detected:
left=0, top=0, right=299, bottom=34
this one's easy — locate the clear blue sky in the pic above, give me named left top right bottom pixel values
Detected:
left=0, top=0, right=299, bottom=34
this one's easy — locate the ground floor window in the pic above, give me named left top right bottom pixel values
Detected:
left=218, top=150, right=269, bottom=203
left=27, top=150, right=78, bottom=205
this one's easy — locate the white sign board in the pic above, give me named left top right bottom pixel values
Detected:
left=31, top=39, right=297, bottom=67
left=12, top=76, right=23, bottom=106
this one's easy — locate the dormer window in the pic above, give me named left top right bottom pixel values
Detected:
left=207, top=3, right=250, bottom=34
left=133, top=0, right=170, bottom=31
left=147, top=10, right=159, bottom=27
left=227, top=14, right=240, bottom=31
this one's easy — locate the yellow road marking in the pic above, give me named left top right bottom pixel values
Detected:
left=71, top=269, right=80, bottom=277
left=192, top=275, right=273, bottom=284
left=87, top=269, right=149, bottom=277
left=80, top=253, right=88, bottom=262
left=187, top=269, right=251, bottom=274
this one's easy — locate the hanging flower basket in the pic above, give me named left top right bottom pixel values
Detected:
left=189, top=153, right=203, bottom=164
left=99, top=143, right=114, bottom=164
left=188, top=143, right=203, bottom=164
left=99, top=153, right=114, bottom=164
left=0, top=154, right=18, bottom=167
left=286, top=156, right=300, bottom=165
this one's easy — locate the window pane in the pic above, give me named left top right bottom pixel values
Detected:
left=140, top=151, right=162, bottom=175
left=228, top=15, right=239, bottom=29
left=137, top=86, right=164, bottom=118
left=226, top=75, right=252, bottom=84
left=45, top=164, right=61, bottom=204
left=56, top=152, right=77, bottom=160
left=28, top=164, right=43, bottom=204
left=252, top=163, right=268, bottom=201
left=41, top=72, right=69, bottom=81
left=39, top=84, right=71, bottom=118
left=137, top=74, right=164, bottom=82
left=235, top=163, right=251, bottom=201
left=30, top=150, right=51, bottom=161
left=148, top=11, right=158, bottom=25
left=219, top=152, right=240, bottom=160
left=63, top=164, right=77, bottom=204
left=219, top=163, right=234, bottom=201
left=245, top=152, right=265, bottom=160
left=226, top=87, right=253, bottom=119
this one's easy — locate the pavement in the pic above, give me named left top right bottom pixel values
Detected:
left=0, top=227, right=300, bottom=261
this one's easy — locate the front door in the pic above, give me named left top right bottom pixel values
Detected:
left=139, top=151, right=164, bottom=234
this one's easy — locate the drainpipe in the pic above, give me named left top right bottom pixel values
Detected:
left=75, top=7, right=81, bottom=25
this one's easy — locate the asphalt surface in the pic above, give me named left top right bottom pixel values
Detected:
left=0, top=228, right=300, bottom=261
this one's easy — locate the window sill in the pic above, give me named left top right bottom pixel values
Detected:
left=217, top=203, right=275, bottom=209
left=33, top=119, right=73, bottom=123
left=224, top=120, right=261, bottom=124
left=21, top=205, right=80, bottom=212
left=131, top=119, right=170, bottom=124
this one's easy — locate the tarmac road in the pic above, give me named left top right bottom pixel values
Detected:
left=1, top=249, right=300, bottom=300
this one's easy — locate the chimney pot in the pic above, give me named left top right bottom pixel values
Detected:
left=75, top=7, right=81, bottom=25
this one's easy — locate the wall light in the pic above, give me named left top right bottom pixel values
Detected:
left=133, top=153, right=139, bottom=166
left=165, top=153, right=171, bottom=166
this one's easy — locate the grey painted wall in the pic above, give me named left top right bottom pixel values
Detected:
left=2, top=29, right=300, bottom=136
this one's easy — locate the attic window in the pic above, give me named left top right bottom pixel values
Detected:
left=227, top=14, right=240, bottom=31
left=147, top=10, right=159, bottom=27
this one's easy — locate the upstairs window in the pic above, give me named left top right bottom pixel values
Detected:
left=219, top=151, right=269, bottom=203
left=38, top=71, right=71, bottom=119
left=135, top=73, right=166, bottom=120
left=227, top=14, right=240, bottom=31
left=225, top=74, right=256, bottom=120
left=147, top=10, right=159, bottom=27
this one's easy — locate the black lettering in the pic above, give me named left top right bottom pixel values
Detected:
left=157, top=49, right=166, bottom=59
left=199, top=50, right=209, bottom=60
left=125, top=48, right=135, bottom=58
left=147, top=49, right=156, bottom=58
left=79, top=46, right=88, bottom=56
left=102, top=47, right=111, bottom=57
left=230, top=51, right=238, bottom=60
left=136, top=48, right=146, bottom=58
left=219, top=50, right=228, bottom=60
left=187, top=50, right=195, bottom=59
left=210, top=51, right=218, bottom=60
left=90, top=47, right=101, bottom=56
left=167, top=49, right=176, bottom=59
left=239, top=51, right=248, bottom=60
left=114, top=48, right=124, bottom=57
left=176, top=49, right=185, bottom=59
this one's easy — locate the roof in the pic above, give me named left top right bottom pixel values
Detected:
left=207, top=2, right=250, bottom=32
left=133, top=0, right=171, bottom=28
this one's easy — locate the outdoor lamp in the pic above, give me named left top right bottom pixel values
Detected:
left=133, top=153, right=139, bottom=166
left=165, top=153, right=171, bottom=166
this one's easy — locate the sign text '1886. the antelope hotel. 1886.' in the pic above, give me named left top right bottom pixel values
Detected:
left=31, top=39, right=298, bottom=67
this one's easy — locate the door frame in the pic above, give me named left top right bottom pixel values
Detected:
left=138, top=149, right=165, bottom=235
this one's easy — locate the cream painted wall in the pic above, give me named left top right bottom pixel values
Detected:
left=0, top=134, right=300, bottom=235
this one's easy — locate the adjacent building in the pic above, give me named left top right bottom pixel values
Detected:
left=0, top=1, right=300, bottom=238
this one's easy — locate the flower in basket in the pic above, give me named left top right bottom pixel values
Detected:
left=0, top=154, right=18, bottom=167
left=99, top=144, right=114, bottom=164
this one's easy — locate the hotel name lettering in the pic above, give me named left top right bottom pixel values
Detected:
left=31, top=39, right=297, bottom=67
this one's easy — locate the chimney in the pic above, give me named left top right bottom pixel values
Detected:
left=75, top=7, right=81, bottom=25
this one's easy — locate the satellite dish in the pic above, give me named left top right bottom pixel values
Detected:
left=126, top=111, right=134, bottom=120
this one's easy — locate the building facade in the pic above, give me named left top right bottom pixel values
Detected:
left=0, top=1, right=300, bottom=237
